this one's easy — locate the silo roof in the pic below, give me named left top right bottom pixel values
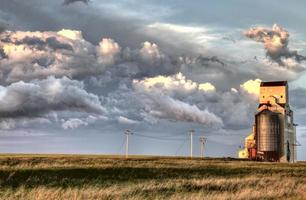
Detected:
left=260, top=81, right=287, bottom=87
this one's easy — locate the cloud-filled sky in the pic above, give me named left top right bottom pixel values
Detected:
left=0, top=0, right=306, bottom=160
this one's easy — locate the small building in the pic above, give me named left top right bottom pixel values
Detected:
left=239, top=81, right=297, bottom=162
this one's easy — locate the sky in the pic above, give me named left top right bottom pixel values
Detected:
left=0, top=0, right=305, bottom=160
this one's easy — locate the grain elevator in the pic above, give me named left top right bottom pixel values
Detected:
left=239, top=81, right=297, bottom=162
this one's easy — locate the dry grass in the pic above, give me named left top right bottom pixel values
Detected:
left=0, top=154, right=305, bottom=200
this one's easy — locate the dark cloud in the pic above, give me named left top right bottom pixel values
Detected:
left=123, top=41, right=180, bottom=78
left=0, top=48, right=7, bottom=59
left=0, top=1, right=304, bottom=134
left=46, top=37, right=73, bottom=50
left=0, top=76, right=105, bottom=118
left=0, top=76, right=105, bottom=129
left=244, top=24, right=306, bottom=66
left=195, top=56, right=226, bottom=67
left=31, top=57, right=55, bottom=68
left=0, top=0, right=148, bottom=46
left=14, top=36, right=45, bottom=46
left=0, top=27, right=302, bottom=132
left=222, top=36, right=236, bottom=43
left=0, top=0, right=305, bottom=160
left=0, top=30, right=111, bottom=84
left=0, top=30, right=181, bottom=84
left=2, top=3, right=302, bottom=84
left=8, top=36, right=73, bottom=51
left=63, top=0, right=90, bottom=5
left=103, top=73, right=257, bottom=129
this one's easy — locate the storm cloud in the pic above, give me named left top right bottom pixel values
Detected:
left=0, top=30, right=120, bottom=84
left=131, top=73, right=257, bottom=129
left=0, top=26, right=304, bottom=132
left=1, top=0, right=306, bottom=160
left=0, top=76, right=105, bottom=120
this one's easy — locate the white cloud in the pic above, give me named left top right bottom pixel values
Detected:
left=62, top=118, right=88, bottom=129
left=139, top=41, right=162, bottom=63
left=133, top=72, right=216, bottom=96
left=133, top=72, right=198, bottom=96
left=131, top=72, right=259, bottom=128
left=240, top=79, right=262, bottom=95
left=117, top=116, right=139, bottom=125
left=0, top=30, right=119, bottom=83
left=57, top=29, right=83, bottom=40
left=145, top=23, right=221, bottom=49
left=96, top=38, right=121, bottom=65
left=0, top=76, right=106, bottom=129
left=198, top=82, right=216, bottom=92
left=244, top=24, right=306, bottom=68
left=132, top=73, right=223, bottom=127
left=231, top=88, right=238, bottom=93
left=147, top=94, right=223, bottom=127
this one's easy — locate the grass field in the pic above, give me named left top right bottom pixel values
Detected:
left=0, top=154, right=305, bottom=200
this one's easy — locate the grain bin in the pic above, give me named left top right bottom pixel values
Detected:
left=256, top=109, right=281, bottom=153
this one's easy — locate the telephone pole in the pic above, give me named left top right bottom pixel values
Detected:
left=189, top=129, right=195, bottom=158
left=199, top=136, right=207, bottom=158
left=124, top=129, right=133, bottom=158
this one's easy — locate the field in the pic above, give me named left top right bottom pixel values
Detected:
left=0, top=154, right=305, bottom=200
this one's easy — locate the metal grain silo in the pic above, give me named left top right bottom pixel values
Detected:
left=239, top=81, right=297, bottom=163
left=256, top=110, right=281, bottom=153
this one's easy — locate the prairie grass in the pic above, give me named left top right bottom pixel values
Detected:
left=0, top=154, right=305, bottom=200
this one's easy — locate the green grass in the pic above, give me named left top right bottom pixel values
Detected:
left=0, top=154, right=305, bottom=199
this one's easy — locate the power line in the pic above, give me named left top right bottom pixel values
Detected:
left=120, top=129, right=209, bottom=158
left=199, top=136, right=207, bottom=158
left=117, top=138, right=126, bottom=155
left=124, top=129, right=133, bottom=158
left=175, top=138, right=188, bottom=156
left=133, top=133, right=187, bottom=141
left=133, top=131, right=189, bottom=137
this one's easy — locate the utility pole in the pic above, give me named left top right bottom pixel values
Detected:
left=292, top=124, right=300, bottom=163
left=189, top=129, right=195, bottom=158
left=199, top=136, right=207, bottom=158
left=124, top=129, right=133, bottom=158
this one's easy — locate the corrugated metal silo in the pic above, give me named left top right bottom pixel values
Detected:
left=256, top=110, right=281, bottom=153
